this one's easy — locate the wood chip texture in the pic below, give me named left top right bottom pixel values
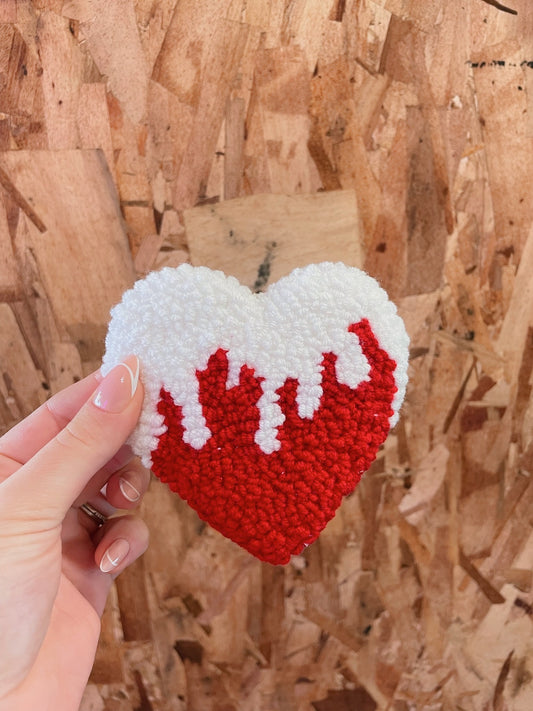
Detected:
left=1, top=1, right=532, bottom=709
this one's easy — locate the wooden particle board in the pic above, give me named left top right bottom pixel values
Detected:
left=0, top=302, right=48, bottom=429
left=184, top=191, right=363, bottom=289
left=0, top=196, right=22, bottom=301
left=1, top=149, right=135, bottom=360
left=0, top=1, right=532, bottom=709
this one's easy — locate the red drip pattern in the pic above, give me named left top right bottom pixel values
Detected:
left=152, top=319, right=398, bottom=564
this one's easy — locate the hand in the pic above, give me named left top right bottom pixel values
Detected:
left=0, top=356, right=150, bottom=711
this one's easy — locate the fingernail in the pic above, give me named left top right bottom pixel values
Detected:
left=93, top=356, right=140, bottom=413
left=100, top=538, right=130, bottom=573
left=119, top=476, right=141, bottom=502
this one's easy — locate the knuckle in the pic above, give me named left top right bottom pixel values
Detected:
left=44, top=397, right=71, bottom=431
left=55, top=412, right=101, bottom=453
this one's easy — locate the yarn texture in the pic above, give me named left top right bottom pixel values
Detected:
left=103, top=262, right=409, bottom=564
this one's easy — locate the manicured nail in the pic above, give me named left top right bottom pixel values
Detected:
left=119, top=476, right=141, bottom=502
left=93, top=356, right=140, bottom=413
left=100, top=538, right=130, bottom=573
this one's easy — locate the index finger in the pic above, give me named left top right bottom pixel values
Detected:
left=0, top=370, right=103, bottom=465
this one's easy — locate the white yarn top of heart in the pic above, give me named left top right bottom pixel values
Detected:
left=102, top=262, right=409, bottom=467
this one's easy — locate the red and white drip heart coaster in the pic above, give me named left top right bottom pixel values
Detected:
left=103, top=262, right=409, bottom=565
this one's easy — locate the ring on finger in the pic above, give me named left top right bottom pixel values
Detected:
left=79, top=502, right=108, bottom=528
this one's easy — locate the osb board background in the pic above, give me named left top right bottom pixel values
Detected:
left=1, top=0, right=533, bottom=709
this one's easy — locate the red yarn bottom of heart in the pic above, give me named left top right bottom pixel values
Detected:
left=152, top=319, right=397, bottom=564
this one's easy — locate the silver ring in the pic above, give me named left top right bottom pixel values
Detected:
left=79, top=502, right=107, bottom=528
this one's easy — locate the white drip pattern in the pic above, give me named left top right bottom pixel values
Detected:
left=102, top=263, right=409, bottom=467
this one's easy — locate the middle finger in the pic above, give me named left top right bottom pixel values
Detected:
left=104, top=457, right=151, bottom=510
left=71, top=444, right=134, bottom=509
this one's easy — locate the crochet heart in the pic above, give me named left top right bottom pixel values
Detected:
left=103, top=263, right=409, bottom=564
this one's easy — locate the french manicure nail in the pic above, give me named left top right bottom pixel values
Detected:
left=93, top=356, right=140, bottom=413
left=100, top=538, right=130, bottom=573
left=119, top=476, right=141, bottom=502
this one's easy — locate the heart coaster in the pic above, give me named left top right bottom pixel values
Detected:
left=102, top=262, right=409, bottom=564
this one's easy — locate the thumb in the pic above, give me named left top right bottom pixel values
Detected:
left=3, top=356, right=143, bottom=521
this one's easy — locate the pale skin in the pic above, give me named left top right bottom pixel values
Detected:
left=0, top=356, right=150, bottom=711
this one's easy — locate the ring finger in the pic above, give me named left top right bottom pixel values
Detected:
left=76, top=458, right=150, bottom=534
left=77, top=493, right=117, bottom=535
